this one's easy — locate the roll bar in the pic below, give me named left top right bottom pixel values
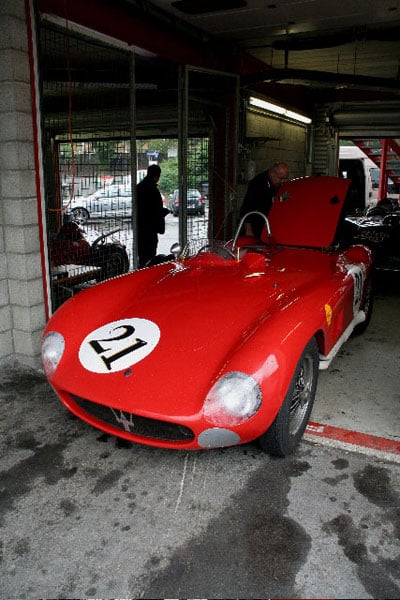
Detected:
left=231, top=211, right=272, bottom=251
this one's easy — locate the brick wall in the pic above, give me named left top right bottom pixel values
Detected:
left=0, top=0, right=46, bottom=368
left=235, top=110, right=310, bottom=216
left=245, top=110, right=310, bottom=175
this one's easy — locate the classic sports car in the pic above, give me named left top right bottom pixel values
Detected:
left=50, top=219, right=130, bottom=281
left=42, top=176, right=373, bottom=456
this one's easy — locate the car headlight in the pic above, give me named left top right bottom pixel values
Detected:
left=41, top=331, right=65, bottom=378
left=203, top=371, right=262, bottom=426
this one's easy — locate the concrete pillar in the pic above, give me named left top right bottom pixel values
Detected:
left=0, top=0, right=46, bottom=368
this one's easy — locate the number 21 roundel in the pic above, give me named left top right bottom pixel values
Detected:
left=79, top=318, right=160, bottom=374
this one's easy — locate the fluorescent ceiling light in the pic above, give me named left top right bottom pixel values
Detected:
left=249, top=96, right=312, bottom=124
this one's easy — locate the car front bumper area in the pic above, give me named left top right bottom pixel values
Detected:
left=59, top=390, right=245, bottom=450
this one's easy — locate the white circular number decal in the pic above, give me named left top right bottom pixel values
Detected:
left=79, top=318, right=160, bottom=373
left=346, top=264, right=365, bottom=315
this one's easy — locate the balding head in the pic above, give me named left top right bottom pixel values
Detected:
left=268, top=162, right=289, bottom=190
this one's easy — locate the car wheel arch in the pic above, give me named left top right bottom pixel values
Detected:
left=218, top=322, right=323, bottom=416
left=258, top=336, right=320, bottom=456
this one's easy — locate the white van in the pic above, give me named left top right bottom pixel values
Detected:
left=338, top=145, right=378, bottom=211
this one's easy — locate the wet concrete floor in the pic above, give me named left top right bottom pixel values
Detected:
left=0, top=274, right=399, bottom=598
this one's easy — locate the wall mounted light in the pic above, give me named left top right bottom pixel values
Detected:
left=249, top=96, right=312, bottom=125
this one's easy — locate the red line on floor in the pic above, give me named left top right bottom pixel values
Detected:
left=306, top=421, right=400, bottom=456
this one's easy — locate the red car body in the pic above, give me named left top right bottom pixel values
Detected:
left=42, top=176, right=373, bottom=455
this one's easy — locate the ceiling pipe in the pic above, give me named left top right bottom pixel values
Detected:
left=242, top=68, right=400, bottom=93
left=270, top=25, right=400, bottom=52
left=332, top=110, right=400, bottom=125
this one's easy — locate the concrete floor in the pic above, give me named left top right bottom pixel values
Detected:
left=312, top=272, right=400, bottom=444
left=0, top=271, right=399, bottom=598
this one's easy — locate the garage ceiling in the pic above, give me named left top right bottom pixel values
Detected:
left=140, top=0, right=400, bottom=179
left=39, top=0, right=400, bottom=142
left=146, top=0, right=400, bottom=97
left=37, top=0, right=400, bottom=192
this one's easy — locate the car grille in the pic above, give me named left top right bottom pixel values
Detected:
left=71, top=395, right=195, bottom=442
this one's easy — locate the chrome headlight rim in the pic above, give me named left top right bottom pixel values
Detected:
left=41, top=331, right=65, bottom=378
left=203, top=371, right=262, bottom=427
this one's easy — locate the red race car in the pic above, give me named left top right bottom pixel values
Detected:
left=42, top=176, right=373, bottom=456
left=50, top=220, right=130, bottom=281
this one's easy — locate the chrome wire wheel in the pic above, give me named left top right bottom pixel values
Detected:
left=289, top=354, right=315, bottom=437
left=259, top=337, right=319, bottom=457
left=353, top=278, right=374, bottom=335
left=71, top=207, right=89, bottom=225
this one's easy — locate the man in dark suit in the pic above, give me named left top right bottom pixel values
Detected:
left=137, top=164, right=169, bottom=268
left=240, top=161, right=289, bottom=238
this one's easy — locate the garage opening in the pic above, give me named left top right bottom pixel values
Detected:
left=37, top=19, right=237, bottom=312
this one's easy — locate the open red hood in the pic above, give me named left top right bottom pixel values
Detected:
left=266, top=176, right=351, bottom=248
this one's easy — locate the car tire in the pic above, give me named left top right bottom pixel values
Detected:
left=71, top=207, right=90, bottom=225
left=99, top=249, right=129, bottom=281
left=353, top=277, right=374, bottom=335
left=259, top=337, right=319, bottom=457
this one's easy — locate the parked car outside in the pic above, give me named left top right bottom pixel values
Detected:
left=169, top=188, right=205, bottom=216
left=42, top=176, right=373, bottom=457
left=66, top=184, right=167, bottom=223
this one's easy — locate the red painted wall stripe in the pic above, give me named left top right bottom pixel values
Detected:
left=26, top=0, right=51, bottom=320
